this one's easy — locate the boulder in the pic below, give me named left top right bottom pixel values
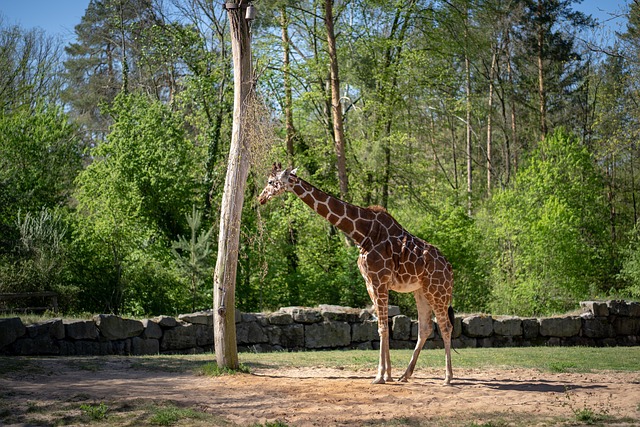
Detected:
left=280, top=307, right=323, bottom=324
left=27, top=319, right=65, bottom=340
left=580, top=301, right=609, bottom=317
left=268, top=311, right=293, bottom=325
left=392, top=315, right=411, bottom=340
left=132, top=337, right=159, bottom=355
left=161, top=323, right=197, bottom=350
left=493, top=317, right=522, bottom=336
left=522, top=318, right=540, bottom=339
left=0, top=318, right=26, bottom=349
left=237, top=321, right=268, bottom=345
left=462, top=315, right=494, bottom=337
left=178, top=311, right=213, bottom=326
left=607, top=300, right=630, bottom=316
left=94, top=314, right=144, bottom=340
left=319, top=305, right=361, bottom=322
left=305, top=321, right=350, bottom=349
left=195, top=324, right=214, bottom=346
left=280, top=323, right=304, bottom=348
left=64, top=319, right=98, bottom=340
left=153, top=315, right=177, bottom=328
left=352, top=320, right=378, bottom=342
left=582, top=317, right=614, bottom=338
left=613, top=316, right=640, bottom=336
left=141, top=319, right=163, bottom=339
left=539, top=316, right=581, bottom=337
left=388, top=305, right=401, bottom=317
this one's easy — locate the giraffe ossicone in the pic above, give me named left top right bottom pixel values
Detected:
left=259, top=163, right=454, bottom=385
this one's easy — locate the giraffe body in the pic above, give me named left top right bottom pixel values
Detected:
left=259, top=164, right=454, bottom=385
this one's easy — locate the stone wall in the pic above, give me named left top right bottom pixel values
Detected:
left=1, top=301, right=639, bottom=356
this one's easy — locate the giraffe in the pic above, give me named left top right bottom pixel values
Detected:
left=258, top=163, right=454, bottom=385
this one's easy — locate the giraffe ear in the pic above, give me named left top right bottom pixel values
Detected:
left=290, top=168, right=298, bottom=176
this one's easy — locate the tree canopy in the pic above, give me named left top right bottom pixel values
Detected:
left=1, top=0, right=640, bottom=316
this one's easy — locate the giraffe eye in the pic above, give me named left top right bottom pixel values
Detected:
left=268, top=180, right=274, bottom=185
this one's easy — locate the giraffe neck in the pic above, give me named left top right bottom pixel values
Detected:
left=289, top=178, right=371, bottom=245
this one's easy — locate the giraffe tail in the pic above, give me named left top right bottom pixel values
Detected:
left=448, top=305, right=460, bottom=355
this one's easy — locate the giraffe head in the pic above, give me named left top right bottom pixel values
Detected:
left=258, top=163, right=298, bottom=205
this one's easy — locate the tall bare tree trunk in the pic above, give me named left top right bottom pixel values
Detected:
left=324, top=0, right=349, bottom=200
left=537, top=0, right=547, bottom=139
left=281, top=6, right=296, bottom=166
left=213, top=1, right=253, bottom=369
left=487, top=50, right=496, bottom=196
left=464, top=8, right=472, bottom=216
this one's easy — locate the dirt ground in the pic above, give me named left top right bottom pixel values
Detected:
left=2, top=357, right=640, bottom=426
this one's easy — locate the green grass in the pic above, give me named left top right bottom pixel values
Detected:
left=238, top=346, right=640, bottom=373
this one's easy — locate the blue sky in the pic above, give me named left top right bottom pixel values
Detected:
left=0, top=0, right=632, bottom=44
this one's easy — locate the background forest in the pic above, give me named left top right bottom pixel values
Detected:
left=2, top=0, right=640, bottom=317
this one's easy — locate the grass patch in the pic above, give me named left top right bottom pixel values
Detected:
left=238, top=346, right=640, bottom=373
left=80, top=402, right=109, bottom=420
left=148, top=403, right=210, bottom=426
left=199, top=362, right=251, bottom=376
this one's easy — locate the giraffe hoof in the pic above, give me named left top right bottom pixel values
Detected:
left=371, top=377, right=386, bottom=385
left=397, top=375, right=409, bottom=383
left=442, top=378, right=452, bottom=386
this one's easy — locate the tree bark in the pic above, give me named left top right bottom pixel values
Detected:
left=281, top=6, right=296, bottom=166
left=487, top=50, right=496, bottom=196
left=464, top=8, right=472, bottom=216
left=213, top=1, right=253, bottom=370
left=323, top=0, right=349, bottom=200
left=537, top=0, right=547, bottom=139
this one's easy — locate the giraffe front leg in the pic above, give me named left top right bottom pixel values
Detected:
left=373, top=320, right=393, bottom=384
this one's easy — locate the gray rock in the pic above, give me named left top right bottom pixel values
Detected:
left=305, top=321, right=351, bottom=348
left=141, top=319, right=163, bottom=339
left=178, top=311, right=213, bottom=326
left=94, top=314, right=144, bottom=340
left=195, top=324, right=214, bottom=346
left=280, top=323, right=304, bottom=348
left=132, top=337, right=159, bottom=355
left=580, top=301, right=609, bottom=317
left=462, top=315, right=494, bottom=337
left=236, top=321, right=267, bottom=345
left=64, top=319, right=98, bottom=340
left=352, top=320, right=378, bottom=342
left=629, top=302, right=640, bottom=317
left=613, top=316, right=640, bottom=336
left=607, top=300, right=630, bottom=316
left=583, top=317, right=614, bottom=338
left=539, top=316, right=581, bottom=337
left=161, top=324, right=197, bottom=350
left=388, top=305, right=401, bottom=317
left=268, top=311, right=293, bottom=325
left=0, top=317, right=26, bottom=349
left=27, top=318, right=65, bottom=340
left=493, top=317, right=522, bottom=336
left=522, top=318, right=540, bottom=339
left=12, top=335, right=60, bottom=355
left=392, top=315, right=411, bottom=340
left=153, top=315, right=177, bottom=328
left=359, top=310, right=373, bottom=322
left=280, top=307, right=323, bottom=324
left=319, top=305, right=361, bottom=322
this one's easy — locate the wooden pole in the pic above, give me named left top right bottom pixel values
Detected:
left=213, top=0, right=253, bottom=369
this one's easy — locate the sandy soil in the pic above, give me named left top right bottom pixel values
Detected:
left=2, top=358, right=640, bottom=426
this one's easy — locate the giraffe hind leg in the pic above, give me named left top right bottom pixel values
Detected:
left=399, top=290, right=433, bottom=382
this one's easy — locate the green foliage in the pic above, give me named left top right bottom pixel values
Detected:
left=171, top=205, right=215, bottom=312
left=79, top=402, right=109, bottom=421
left=480, top=129, right=610, bottom=315
left=148, top=404, right=209, bottom=426
left=70, top=92, right=204, bottom=314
